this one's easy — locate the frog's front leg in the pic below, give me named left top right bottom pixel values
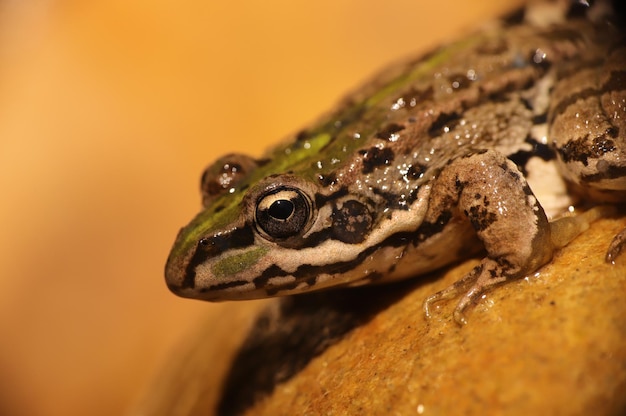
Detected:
left=422, top=150, right=593, bottom=325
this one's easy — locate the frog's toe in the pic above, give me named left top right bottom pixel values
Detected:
left=423, top=265, right=480, bottom=320
left=423, top=286, right=460, bottom=319
left=606, top=227, right=626, bottom=264
left=424, top=258, right=521, bottom=325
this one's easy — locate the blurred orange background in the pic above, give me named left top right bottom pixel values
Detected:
left=0, top=1, right=520, bottom=415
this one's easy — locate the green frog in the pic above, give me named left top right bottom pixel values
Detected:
left=165, top=0, right=626, bottom=324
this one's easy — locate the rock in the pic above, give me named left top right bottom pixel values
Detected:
left=133, top=216, right=626, bottom=415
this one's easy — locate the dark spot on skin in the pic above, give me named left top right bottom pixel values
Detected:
left=428, top=112, right=461, bottom=138
left=447, top=73, right=472, bottom=91
left=214, top=204, right=225, bottom=213
left=305, top=275, right=318, bottom=288
left=414, top=85, right=435, bottom=102
left=506, top=167, right=521, bottom=181
left=361, top=147, right=395, bottom=174
left=595, top=136, right=617, bottom=153
left=265, top=278, right=304, bottom=297
left=253, top=265, right=288, bottom=292
left=405, top=164, right=426, bottom=180
left=331, top=200, right=373, bottom=244
left=521, top=183, right=535, bottom=198
left=319, top=171, right=338, bottom=187
left=466, top=205, right=498, bottom=232
left=299, top=188, right=361, bottom=248
left=454, top=178, right=467, bottom=197
left=496, top=257, right=515, bottom=271
left=558, top=134, right=617, bottom=166
left=395, top=86, right=434, bottom=109
left=375, top=123, right=405, bottom=140
left=372, top=187, right=419, bottom=209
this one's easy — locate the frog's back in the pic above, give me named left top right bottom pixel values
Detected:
left=306, top=0, right=623, bottom=210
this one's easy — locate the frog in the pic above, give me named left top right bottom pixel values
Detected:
left=165, top=0, right=626, bottom=325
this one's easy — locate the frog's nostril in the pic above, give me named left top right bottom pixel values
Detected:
left=198, top=234, right=231, bottom=254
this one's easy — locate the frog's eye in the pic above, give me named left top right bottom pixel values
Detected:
left=255, top=186, right=312, bottom=240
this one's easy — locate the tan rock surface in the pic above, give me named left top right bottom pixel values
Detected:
left=134, top=216, right=626, bottom=415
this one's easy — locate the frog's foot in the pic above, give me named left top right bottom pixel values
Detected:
left=607, top=227, right=626, bottom=264
left=423, top=204, right=610, bottom=325
left=424, top=259, right=512, bottom=325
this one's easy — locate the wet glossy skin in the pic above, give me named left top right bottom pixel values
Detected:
left=166, top=1, right=626, bottom=324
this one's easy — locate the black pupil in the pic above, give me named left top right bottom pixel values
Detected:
left=268, top=199, right=294, bottom=220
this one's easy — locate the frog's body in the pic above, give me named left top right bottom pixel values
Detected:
left=166, top=0, right=626, bottom=324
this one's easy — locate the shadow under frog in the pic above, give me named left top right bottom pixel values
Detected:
left=216, top=277, right=428, bottom=416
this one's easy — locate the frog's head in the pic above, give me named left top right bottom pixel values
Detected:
left=164, top=147, right=402, bottom=301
